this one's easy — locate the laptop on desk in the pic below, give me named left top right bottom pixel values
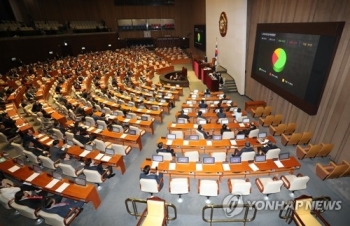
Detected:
left=203, top=157, right=215, bottom=164
left=177, top=157, right=189, bottom=164
left=105, top=148, right=115, bottom=155
left=167, top=134, right=176, bottom=140
left=52, top=170, right=63, bottom=180
left=279, top=153, right=290, bottom=160
left=32, top=164, right=42, bottom=174
left=255, top=155, right=266, bottom=163
left=128, top=129, right=136, bottom=135
left=258, top=132, right=267, bottom=143
left=112, top=127, right=120, bottom=133
left=242, top=118, right=250, bottom=123
left=236, top=134, right=245, bottom=140
left=189, top=135, right=199, bottom=141
left=84, top=144, right=93, bottom=152
left=141, top=116, right=148, bottom=121
left=151, top=155, right=163, bottom=169
left=230, top=156, right=242, bottom=164
left=212, top=135, right=222, bottom=140
left=74, top=177, right=87, bottom=186
left=15, top=158, right=24, bottom=167
left=177, top=118, right=186, bottom=124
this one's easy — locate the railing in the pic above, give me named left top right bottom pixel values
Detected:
left=125, top=197, right=177, bottom=221
left=279, top=196, right=332, bottom=224
left=202, top=203, right=257, bottom=226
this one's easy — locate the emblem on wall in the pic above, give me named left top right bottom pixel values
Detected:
left=219, top=12, right=227, bottom=37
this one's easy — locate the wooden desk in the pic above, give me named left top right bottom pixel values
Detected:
left=154, top=83, right=183, bottom=95
left=67, top=146, right=126, bottom=175
left=140, top=156, right=300, bottom=179
left=5, top=105, right=33, bottom=132
left=181, top=102, right=237, bottom=113
left=0, top=160, right=101, bottom=209
left=175, top=111, right=247, bottom=123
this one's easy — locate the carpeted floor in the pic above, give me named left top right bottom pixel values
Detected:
left=1, top=63, right=349, bottom=226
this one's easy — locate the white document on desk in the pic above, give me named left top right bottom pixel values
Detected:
left=136, top=120, right=141, bottom=123
left=94, top=129, right=102, bottom=133
left=101, top=156, right=111, bottom=162
left=171, top=123, right=176, bottom=127
left=8, top=165, right=20, bottom=173
left=45, top=178, right=59, bottom=189
left=26, top=172, right=40, bottom=182
left=55, top=182, right=70, bottom=193
left=94, top=153, right=104, bottom=160
left=193, top=124, right=198, bottom=129
left=146, top=110, right=151, bottom=113
left=239, top=123, right=245, bottom=127
left=222, top=163, right=230, bottom=171
left=249, top=163, right=259, bottom=171
left=196, top=163, right=203, bottom=171
left=166, top=140, right=173, bottom=145
left=87, top=127, right=94, bottom=132
left=230, top=140, right=237, bottom=146
left=206, top=140, right=212, bottom=146
left=274, top=160, right=284, bottom=168
left=183, top=140, right=189, bottom=146
left=79, top=150, right=90, bottom=157
left=121, top=134, right=127, bottom=138
left=169, top=163, right=176, bottom=171
left=46, top=140, right=53, bottom=146
left=39, top=137, right=49, bottom=142
left=123, top=119, right=130, bottom=122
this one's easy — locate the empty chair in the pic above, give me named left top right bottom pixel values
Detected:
left=316, top=143, right=334, bottom=157
left=39, top=155, right=58, bottom=170
left=129, top=125, right=146, bottom=136
left=296, top=144, right=322, bottom=160
left=95, top=105, right=102, bottom=112
left=169, top=177, right=190, bottom=203
left=112, top=124, right=124, bottom=133
left=136, top=196, right=167, bottom=226
left=111, top=144, right=131, bottom=156
left=259, top=115, right=274, bottom=126
left=83, top=169, right=108, bottom=189
left=65, top=132, right=74, bottom=141
left=255, top=176, right=283, bottom=200
left=271, top=114, right=283, bottom=126
left=96, top=120, right=108, bottom=130
left=222, top=131, right=235, bottom=139
left=23, top=150, right=40, bottom=164
left=198, top=179, right=219, bottom=204
left=240, top=152, right=256, bottom=161
left=35, top=206, right=82, bottom=226
left=340, top=160, right=350, bottom=177
left=8, top=199, right=42, bottom=224
left=228, top=178, right=252, bottom=195
left=103, top=107, right=112, bottom=115
left=269, top=123, right=287, bottom=136
left=210, top=152, right=226, bottom=162
left=57, top=163, right=84, bottom=178
left=281, top=173, right=310, bottom=197
left=315, top=161, right=349, bottom=180
left=52, top=128, right=65, bottom=140
left=265, top=148, right=281, bottom=160
left=85, top=116, right=96, bottom=127
left=251, top=106, right=264, bottom=118
left=195, top=130, right=205, bottom=139
left=281, top=133, right=302, bottom=146
left=94, top=139, right=108, bottom=152
left=298, top=132, right=312, bottom=145
left=158, top=152, right=173, bottom=161
left=140, top=178, right=163, bottom=195
left=284, top=123, right=296, bottom=135
left=291, top=195, right=330, bottom=226
left=262, top=106, right=272, bottom=117
left=248, top=128, right=259, bottom=138
left=141, top=114, right=153, bottom=121
left=184, top=151, right=199, bottom=162
left=171, top=131, right=184, bottom=139
left=11, top=143, right=25, bottom=158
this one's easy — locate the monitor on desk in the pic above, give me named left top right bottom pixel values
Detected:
left=66, top=140, right=74, bottom=146
left=85, top=121, right=91, bottom=127
left=113, top=111, right=119, bottom=116
left=167, top=134, right=176, bottom=140
left=149, top=98, right=155, bottom=102
left=160, top=99, right=166, bottom=103
left=128, top=129, right=137, bottom=135
left=101, top=109, right=106, bottom=113
left=33, top=164, right=42, bottom=173
left=255, top=155, right=266, bottom=162
left=212, top=135, right=222, bottom=140
left=189, top=135, right=199, bottom=140
left=191, top=94, right=197, bottom=98
left=105, top=148, right=114, bottom=155
left=177, top=157, right=189, bottom=163
left=236, top=134, right=245, bottom=140
left=177, top=118, right=186, bottom=124
left=203, top=157, right=215, bottom=164
left=141, top=116, right=148, bottom=121
left=53, top=170, right=63, bottom=180
left=74, top=177, right=86, bottom=186
left=230, top=156, right=242, bottom=164
left=122, top=122, right=129, bottom=127
left=15, top=158, right=24, bottom=167
left=97, top=124, right=104, bottom=130
left=186, top=101, right=192, bottom=104
left=85, top=144, right=93, bottom=151
left=112, top=127, right=120, bottom=133
left=242, top=118, right=250, bottom=123
left=279, top=153, right=290, bottom=160
left=126, top=114, right=132, bottom=119
left=198, top=120, right=206, bottom=125
left=205, top=94, right=211, bottom=98
left=220, top=119, right=229, bottom=124
left=258, top=132, right=267, bottom=139
left=151, top=107, right=158, bottom=111
left=152, top=155, right=163, bottom=162
left=183, top=109, right=189, bottom=113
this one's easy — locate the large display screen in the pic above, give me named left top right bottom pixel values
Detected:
left=194, top=25, right=206, bottom=51
left=251, top=22, right=344, bottom=115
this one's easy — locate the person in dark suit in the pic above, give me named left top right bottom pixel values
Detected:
left=220, top=124, right=231, bottom=135
left=22, top=129, right=44, bottom=149
left=204, top=88, right=210, bottom=95
left=14, top=190, right=44, bottom=209
left=31, top=101, right=43, bottom=113
left=198, top=100, right=208, bottom=108
left=259, top=141, right=278, bottom=154
left=139, top=165, right=163, bottom=190
left=216, top=109, right=226, bottom=119
left=197, top=125, right=211, bottom=139
left=49, top=140, right=65, bottom=161
left=41, top=196, right=84, bottom=218
left=177, top=110, right=189, bottom=120
left=1, top=114, right=16, bottom=128
left=234, top=142, right=255, bottom=156
left=243, top=122, right=257, bottom=137
left=27, top=141, right=48, bottom=157
left=197, top=111, right=207, bottom=122
left=156, top=142, right=175, bottom=157
left=84, top=158, right=115, bottom=179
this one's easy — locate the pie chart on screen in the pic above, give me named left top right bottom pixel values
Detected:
left=272, top=48, right=287, bottom=73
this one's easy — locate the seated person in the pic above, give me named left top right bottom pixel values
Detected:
left=22, top=129, right=45, bottom=150
left=220, top=94, right=228, bottom=100
left=27, top=141, right=48, bottom=157
left=0, top=123, right=18, bottom=140
left=170, top=73, right=179, bottom=80
left=1, top=114, right=16, bottom=128
left=0, top=179, right=21, bottom=201
left=53, top=121, right=66, bottom=135
left=234, top=108, right=242, bottom=121
left=14, top=190, right=45, bottom=209
left=31, top=101, right=43, bottom=113
left=220, top=124, right=231, bottom=135
left=156, top=142, right=175, bottom=157
left=139, top=165, right=163, bottom=190
left=197, top=111, right=207, bottom=123
left=216, top=109, right=226, bottom=119
left=204, top=88, right=211, bottom=95
left=41, top=196, right=84, bottom=218
left=84, top=158, right=115, bottom=179
left=177, top=110, right=189, bottom=120
left=243, top=122, right=257, bottom=137
left=58, top=153, right=83, bottom=169
left=197, top=125, right=211, bottom=139
left=49, top=140, right=65, bottom=161
left=74, top=128, right=94, bottom=145
left=198, top=100, right=208, bottom=108
left=258, top=141, right=278, bottom=154
left=234, top=142, right=255, bottom=156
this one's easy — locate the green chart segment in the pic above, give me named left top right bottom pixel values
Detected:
left=272, top=48, right=287, bottom=73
